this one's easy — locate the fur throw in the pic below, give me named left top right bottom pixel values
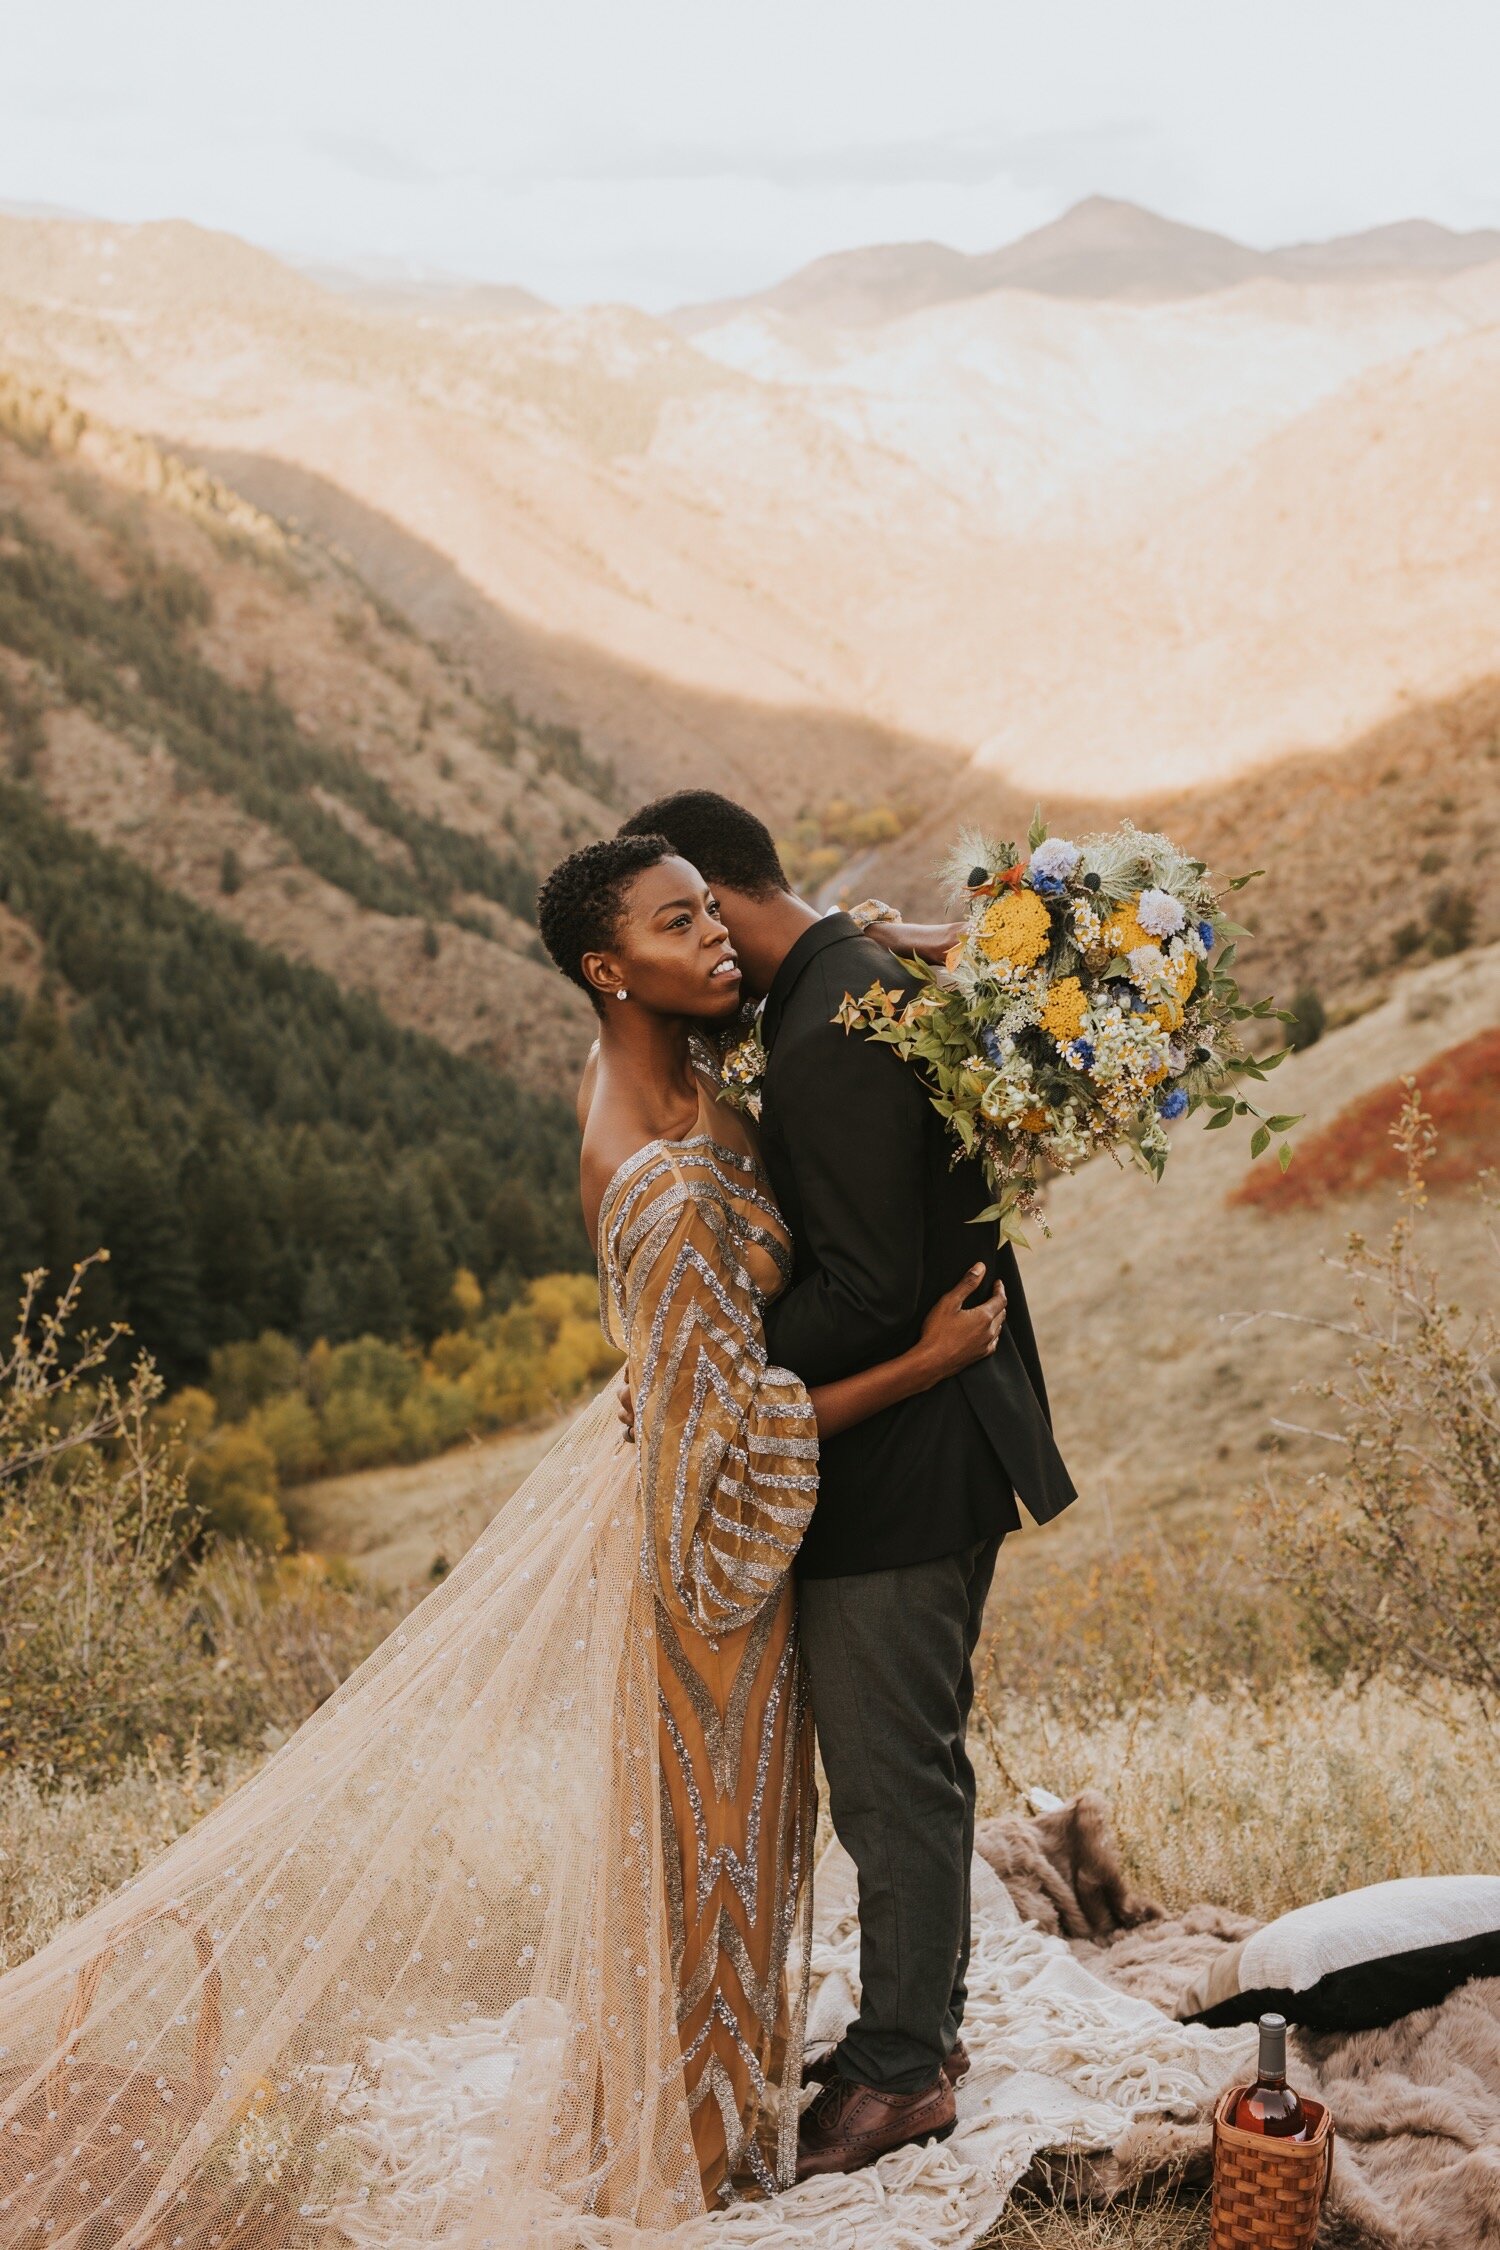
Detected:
left=976, top=1793, right=1500, bottom=2249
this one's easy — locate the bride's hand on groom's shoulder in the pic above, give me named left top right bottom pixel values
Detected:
left=915, top=1264, right=1008, bottom=1384
left=865, top=915, right=966, bottom=965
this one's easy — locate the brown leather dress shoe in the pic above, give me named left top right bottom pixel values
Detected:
left=795, top=2072, right=957, bottom=2181
left=804, top=2037, right=971, bottom=2091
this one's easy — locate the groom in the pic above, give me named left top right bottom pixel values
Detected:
left=619, top=790, right=1076, bottom=2178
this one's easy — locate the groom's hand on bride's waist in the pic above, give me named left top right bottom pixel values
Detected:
left=616, top=1369, right=636, bottom=1443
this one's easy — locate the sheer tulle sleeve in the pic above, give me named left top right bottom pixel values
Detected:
left=600, top=1139, right=817, bottom=1637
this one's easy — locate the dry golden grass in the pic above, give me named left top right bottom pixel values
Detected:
left=0, top=1742, right=259, bottom=1971
left=981, top=2177, right=1210, bottom=2249
left=973, top=1678, right=1500, bottom=1922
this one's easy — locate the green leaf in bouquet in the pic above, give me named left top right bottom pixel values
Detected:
left=1216, top=919, right=1254, bottom=940
left=1028, top=805, right=1049, bottom=851
left=1250, top=1123, right=1271, bottom=1158
left=1226, top=869, right=1265, bottom=891
left=1216, top=941, right=1238, bottom=972
left=1204, top=1107, right=1235, bottom=1129
left=1264, top=1113, right=1302, bottom=1132
left=1278, top=1141, right=1294, bottom=1173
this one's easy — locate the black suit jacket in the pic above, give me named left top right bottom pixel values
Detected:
left=758, top=914, right=1076, bottom=1579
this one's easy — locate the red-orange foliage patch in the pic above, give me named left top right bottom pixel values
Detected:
left=1231, top=1025, right=1500, bottom=1213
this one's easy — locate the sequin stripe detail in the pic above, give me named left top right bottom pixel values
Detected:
left=704, top=1495, right=811, bottom=1537
left=628, top=1209, right=813, bottom=1633
left=654, top=1595, right=781, bottom=1794
left=657, top=1620, right=798, bottom=1923
left=599, top=1135, right=777, bottom=1297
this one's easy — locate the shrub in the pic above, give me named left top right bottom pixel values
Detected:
left=0, top=1260, right=215, bottom=1772
left=1265, top=1089, right=1500, bottom=1716
left=207, top=1329, right=302, bottom=1421
left=185, top=1423, right=287, bottom=1549
left=0, top=1261, right=397, bottom=1786
left=249, top=1391, right=322, bottom=1480
left=1427, top=884, right=1476, bottom=957
left=1284, top=984, right=1325, bottom=1051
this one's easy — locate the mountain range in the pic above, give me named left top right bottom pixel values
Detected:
left=670, top=195, right=1500, bottom=330
left=1, top=195, right=1498, bottom=1009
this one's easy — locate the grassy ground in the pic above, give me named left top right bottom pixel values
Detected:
left=983, top=2181, right=1210, bottom=2248
left=978, top=1677, right=1500, bottom=1920
left=0, top=1742, right=258, bottom=1971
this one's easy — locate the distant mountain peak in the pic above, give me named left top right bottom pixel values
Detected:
left=670, top=199, right=1500, bottom=334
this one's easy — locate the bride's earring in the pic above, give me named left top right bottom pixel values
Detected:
left=615, top=988, right=628, bottom=1001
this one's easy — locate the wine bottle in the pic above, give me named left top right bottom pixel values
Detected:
left=1232, top=2012, right=1307, bottom=2138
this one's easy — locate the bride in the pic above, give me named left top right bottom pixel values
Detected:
left=0, top=833, right=1003, bottom=2249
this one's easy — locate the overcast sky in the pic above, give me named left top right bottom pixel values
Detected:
left=4, top=0, right=1499, bottom=309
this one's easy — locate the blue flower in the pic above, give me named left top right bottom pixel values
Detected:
left=1198, top=919, right=1215, bottom=951
left=1026, top=871, right=1068, bottom=899
left=1159, top=1087, right=1189, bottom=1121
left=981, top=1026, right=1006, bottom=1066
left=1066, top=1037, right=1096, bottom=1070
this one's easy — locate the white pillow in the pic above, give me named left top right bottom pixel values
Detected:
left=1187, top=1875, right=1500, bottom=2032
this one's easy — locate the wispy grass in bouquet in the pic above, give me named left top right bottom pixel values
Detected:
left=837, top=812, right=1298, bottom=1240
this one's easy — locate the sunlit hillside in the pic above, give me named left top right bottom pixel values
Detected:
left=0, top=373, right=600, bottom=1091
left=3, top=202, right=1498, bottom=824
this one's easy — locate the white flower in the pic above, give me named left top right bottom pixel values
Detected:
left=1128, top=944, right=1165, bottom=985
left=1028, top=837, right=1080, bottom=882
left=1136, top=887, right=1186, bottom=938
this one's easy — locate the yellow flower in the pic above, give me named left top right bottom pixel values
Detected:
left=1103, top=896, right=1154, bottom=957
left=977, top=889, right=1052, bottom=967
left=1151, top=997, right=1185, bottom=1031
left=1019, top=1105, right=1050, bottom=1132
left=1039, top=974, right=1087, bottom=1044
left=1171, top=949, right=1198, bottom=999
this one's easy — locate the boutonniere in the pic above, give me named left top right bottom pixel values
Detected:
left=717, top=1010, right=767, bottom=1119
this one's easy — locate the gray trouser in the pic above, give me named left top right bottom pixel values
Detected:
left=798, top=1534, right=1002, bottom=2093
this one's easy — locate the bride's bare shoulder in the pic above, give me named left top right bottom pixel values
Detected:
left=580, top=1092, right=681, bottom=1242
left=580, top=1118, right=643, bottom=1244
left=576, top=1041, right=600, bottom=1131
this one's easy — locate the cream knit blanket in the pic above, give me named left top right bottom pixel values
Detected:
left=702, top=1845, right=1256, bottom=2248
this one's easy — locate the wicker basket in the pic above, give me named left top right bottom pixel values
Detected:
left=1210, top=2083, right=1334, bottom=2250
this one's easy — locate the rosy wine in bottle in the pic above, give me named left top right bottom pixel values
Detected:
left=1232, top=2012, right=1308, bottom=2138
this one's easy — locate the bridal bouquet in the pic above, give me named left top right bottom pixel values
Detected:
left=836, top=814, right=1297, bottom=1241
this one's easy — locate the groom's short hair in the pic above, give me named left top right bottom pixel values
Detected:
left=619, top=791, right=790, bottom=900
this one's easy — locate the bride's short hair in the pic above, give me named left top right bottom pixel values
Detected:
left=619, top=790, right=789, bottom=900
left=536, top=832, right=673, bottom=1008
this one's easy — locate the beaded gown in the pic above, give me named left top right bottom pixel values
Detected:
left=0, top=1093, right=819, bottom=2247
